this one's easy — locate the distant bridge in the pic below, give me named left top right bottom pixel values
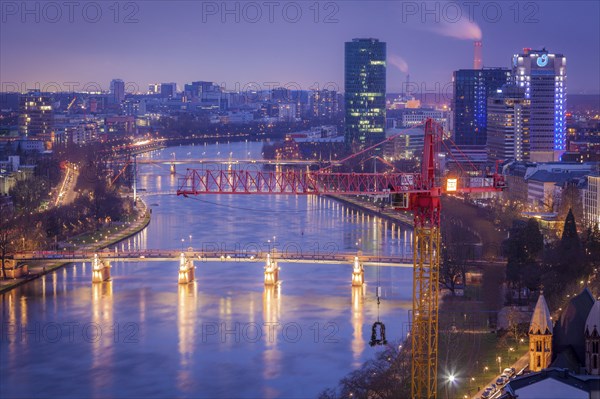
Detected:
left=12, top=249, right=413, bottom=268
left=135, top=159, right=328, bottom=166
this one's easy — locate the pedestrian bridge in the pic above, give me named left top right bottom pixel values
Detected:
left=11, top=249, right=414, bottom=285
left=12, top=249, right=413, bottom=267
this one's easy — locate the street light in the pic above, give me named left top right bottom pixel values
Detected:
left=446, top=374, right=456, bottom=399
left=189, top=235, right=192, bottom=250
left=497, top=356, right=502, bottom=373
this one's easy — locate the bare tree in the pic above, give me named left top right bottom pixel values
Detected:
left=440, top=223, right=474, bottom=295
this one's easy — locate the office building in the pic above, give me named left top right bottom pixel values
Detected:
left=18, top=93, right=54, bottom=137
left=487, top=85, right=531, bottom=163
left=110, top=79, right=125, bottom=104
left=160, top=83, right=177, bottom=99
left=584, top=173, right=600, bottom=228
left=452, top=68, right=511, bottom=147
left=512, top=48, right=567, bottom=162
left=310, top=89, right=339, bottom=119
left=345, top=38, right=386, bottom=150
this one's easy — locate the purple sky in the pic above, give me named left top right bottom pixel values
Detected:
left=1, top=1, right=599, bottom=94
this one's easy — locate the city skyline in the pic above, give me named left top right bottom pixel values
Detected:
left=1, top=1, right=599, bottom=94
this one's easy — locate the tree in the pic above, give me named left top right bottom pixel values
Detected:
left=319, top=344, right=411, bottom=399
left=556, top=208, right=584, bottom=277
left=0, top=203, right=16, bottom=279
left=558, top=184, right=583, bottom=224
left=502, top=218, right=544, bottom=303
left=440, top=222, right=477, bottom=295
left=9, top=176, right=49, bottom=213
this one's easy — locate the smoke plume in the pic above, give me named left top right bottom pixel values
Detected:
left=389, top=54, right=409, bottom=73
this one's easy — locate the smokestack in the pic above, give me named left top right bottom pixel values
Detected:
left=474, top=40, right=483, bottom=69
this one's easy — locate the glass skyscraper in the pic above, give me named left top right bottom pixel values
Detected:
left=344, top=38, right=386, bottom=150
left=452, top=68, right=511, bottom=147
left=512, top=48, right=566, bottom=162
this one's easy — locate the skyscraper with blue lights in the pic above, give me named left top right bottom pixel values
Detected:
left=512, top=48, right=567, bottom=162
left=452, top=68, right=511, bottom=147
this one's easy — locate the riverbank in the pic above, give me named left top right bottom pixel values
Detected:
left=0, top=198, right=151, bottom=294
left=326, top=194, right=414, bottom=228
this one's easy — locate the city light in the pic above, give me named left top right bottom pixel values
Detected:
left=1, top=3, right=598, bottom=399
left=446, top=178, right=458, bottom=192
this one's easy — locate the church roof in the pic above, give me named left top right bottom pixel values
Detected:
left=502, top=368, right=599, bottom=398
left=585, top=299, right=600, bottom=337
left=551, top=347, right=582, bottom=372
left=552, top=288, right=596, bottom=367
left=530, top=293, right=553, bottom=335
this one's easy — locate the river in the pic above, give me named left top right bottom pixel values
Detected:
left=1, top=141, right=414, bottom=399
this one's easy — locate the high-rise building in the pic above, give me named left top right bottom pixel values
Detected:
left=452, top=68, right=511, bottom=147
left=345, top=38, right=386, bottom=150
left=583, top=173, right=600, bottom=228
left=110, top=79, right=125, bottom=104
left=487, top=85, right=530, bottom=163
left=310, top=89, right=339, bottom=119
left=160, top=82, right=177, bottom=99
left=512, top=48, right=567, bottom=162
left=184, top=81, right=217, bottom=98
left=148, top=84, right=160, bottom=95
left=19, top=93, right=54, bottom=137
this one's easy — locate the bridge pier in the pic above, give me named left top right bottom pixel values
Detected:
left=92, top=254, right=111, bottom=283
left=178, top=253, right=195, bottom=284
left=352, top=256, right=364, bottom=287
left=264, top=253, right=280, bottom=286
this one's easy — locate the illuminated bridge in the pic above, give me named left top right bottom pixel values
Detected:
left=135, top=158, right=329, bottom=166
left=13, top=249, right=412, bottom=267
left=11, top=249, right=413, bottom=285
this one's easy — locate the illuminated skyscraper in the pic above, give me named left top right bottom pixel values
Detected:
left=512, top=48, right=567, bottom=162
left=18, top=93, right=54, bottom=137
left=344, top=38, right=386, bottom=150
left=487, top=85, right=530, bottom=163
left=310, top=89, right=339, bottom=119
left=452, top=68, right=511, bottom=147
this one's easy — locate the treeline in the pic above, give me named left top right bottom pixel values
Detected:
left=157, top=114, right=343, bottom=139
left=2, top=154, right=133, bottom=266
left=8, top=156, right=62, bottom=211
left=503, top=210, right=600, bottom=309
left=319, top=345, right=411, bottom=399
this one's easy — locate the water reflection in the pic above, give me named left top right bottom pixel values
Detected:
left=262, top=284, right=282, bottom=383
left=177, top=282, right=198, bottom=392
left=91, top=281, right=113, bottom=394
left=351, top=285, right=366, bottom=368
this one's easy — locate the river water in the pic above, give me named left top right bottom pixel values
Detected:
left=1, top=141, right=414, bottom=399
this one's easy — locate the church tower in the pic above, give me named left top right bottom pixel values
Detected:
left=584, top=299, right=600, bottom=375
left=529, top=292, right=553, bottom=372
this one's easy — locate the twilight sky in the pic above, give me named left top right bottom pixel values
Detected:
left=1, top=1, right=599, bottom=94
